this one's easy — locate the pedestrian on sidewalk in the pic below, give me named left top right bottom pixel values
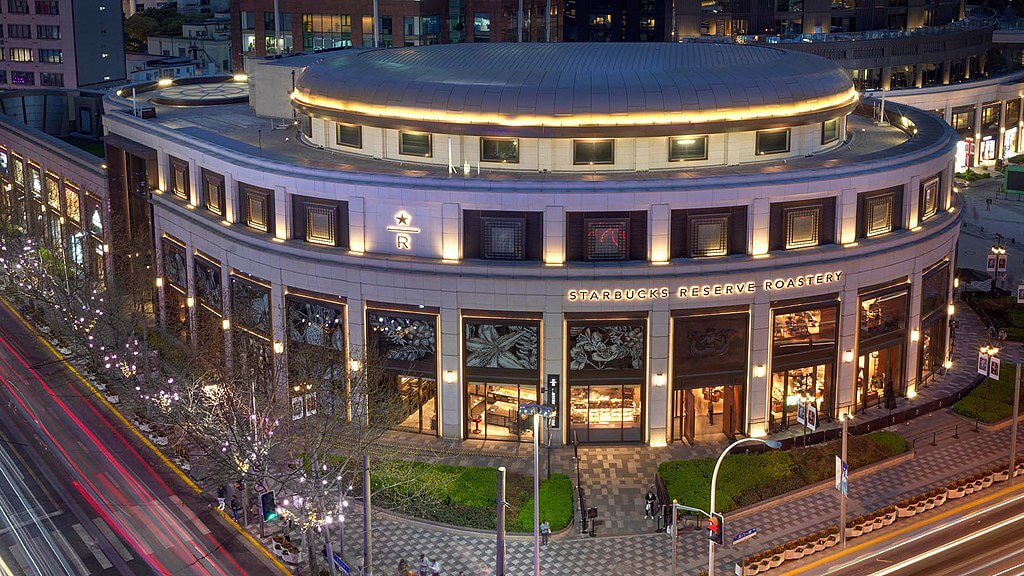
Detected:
left=230, top=495, right=240, bottom=522
left=430, top=558, right=441, bottom=575
left=540, top=519, right=551, bottom=545
left=216, top=485, right=226, bottom=510
left=418, top=554, right=429, bottom=576
left=645, top=489, right=657, bottom=520
left=397, top=558, right=409, bottom=576
left=987, top=197, right=993, bottom=211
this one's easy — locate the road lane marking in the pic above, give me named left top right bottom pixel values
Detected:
left=72, top=522, right=113, bottom=569
left=7, top=544, right=31, bottom=574
left=869, top=509, right=1024, bottom=575
left=94, top=518, right=135, bottom=562
left=0, top=509, right=62, bottom=536
left=51, top=527, right=90, bottom=576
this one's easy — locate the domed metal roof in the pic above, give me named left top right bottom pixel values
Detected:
left=292, top=42, right=856, bottom=137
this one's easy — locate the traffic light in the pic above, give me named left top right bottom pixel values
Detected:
left=707, top=512, right=724, bottom=545
left=260, top=491, right=278, bottom=523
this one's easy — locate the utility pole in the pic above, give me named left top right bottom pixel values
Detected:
left=518, top=0, right=524, bottom=42
left=372, top=0, right=380, bottom=48
left=362, top=454, right=373, bottom=576
left=496, top=467, right=506, bottom=576
left=1011, top=364, right=1022, bottom=484
left=840, top=414, right=849, bottom=549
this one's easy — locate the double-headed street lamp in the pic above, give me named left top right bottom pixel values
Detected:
left=518, top=403, right=556, bottom=576
left=990, top=242, right=1007, bottom=294
left=708, top=438, right=782, bottom=575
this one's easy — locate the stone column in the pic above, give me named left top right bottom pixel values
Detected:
left=543, top=206, right=565, bottom=265
left=914, top=64, right=924, bottom=89
left=748, top=298, right=771, bottom=436
left=648, top=304, right=670, bottom=446
left=439, top=303, right=460, bottom=439
left=881, top=66, right=892, bottom=91
left=274, top=185, right=288, bottom=241
left=941, top=60, right=951, bottom=85
left=270, top=280, right=288, bottom=399
left=543, top=303, right=564, bottom=446
left=905, top=268, right=924, bottom=394
left=837, top=285, right=859, bottom=413
left=156, top=151, right=170, bottom=192
left=187, top=157, right=201, bottom=207
left=649, top=203, right=670, bottom=263
left=750, top=198, right=770, bottom=255
left=838, top=187, right=858, bottom=245
left=223, top=172, right=236, bottom=223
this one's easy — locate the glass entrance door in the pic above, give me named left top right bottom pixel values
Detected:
left=857, top=345, right=904, bottom=411
left=396, top=375, right=437, bottom=435
left=465, top=382, right=537, bottom=441
left=770, top=364, right=833, bottom=430
left=569, top=384, right=642, bottom=443
left=671, top=388, right=685, bottom=443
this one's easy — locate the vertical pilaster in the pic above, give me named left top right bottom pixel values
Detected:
left=187, top=157, right=201, bottom=207
left=649, top=203, right=670, bottom=263
left=837, top=286, right=859, bottom=413
left=748, top=298, right=771, bottom=436
left=543, top=304, right=564, bottom=446
left=274, top=185, right=288, bottom=240
left=349, top=196, right=366, bottom=253
left=223, top=172, right=236, bottom=223
left=441, top=202, right=460, bottom=261
left=439, top=304, right=460, bottom=439
left=544, top=205, right=564, bottom=265
left=750, top=198, right=770, bottom=255
left=838, top=187, right=858, bottom=245
left=648, top=304, right=670, bottom=446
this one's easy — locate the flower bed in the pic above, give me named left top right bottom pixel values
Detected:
left=741, top=460, right=1021, bottom=574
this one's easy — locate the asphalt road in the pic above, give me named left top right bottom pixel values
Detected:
left=0, top=301, right=275, bottom=575
left=787, top=483, right=1024, bottom=576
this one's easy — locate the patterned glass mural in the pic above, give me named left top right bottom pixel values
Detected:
left=367, top=312, right=436, bottom=363
left=568, top=322, right=645, bottom=371
left=464, top=321, right=538, bottom=370
left=194, top=257, right=222, bottom=310
left=231, top=276, right=270, bottom=335
left=162, top=239, right=187, bottom=290
left=286, top=297, right=345, bottom=351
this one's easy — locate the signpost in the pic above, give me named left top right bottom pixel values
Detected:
left=807, top=405, right=818, bottom=432
left=732, top=527, right=757, bottom=545
left=544, top=374, right=560, bottom=428
left=979, top=347, right=1001, bottom=379
left=1017, top=283, right=1024, bottom=305
left=834, top=456, right=848, bottom=496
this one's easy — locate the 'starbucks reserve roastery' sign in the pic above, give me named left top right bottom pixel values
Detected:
left=566, top=271, right=844, bottom=302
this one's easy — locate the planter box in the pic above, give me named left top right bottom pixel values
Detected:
left=768, top=555, right=784, bottom=569
left=948, top=487, right=966, bottom=499
left=785, top=549, right=804, bottom=560
left=845, top=526, right=862, bottom=538
left=994, top=471, right=1010, bottom=482
left=897, top=507, right=915, bottom=518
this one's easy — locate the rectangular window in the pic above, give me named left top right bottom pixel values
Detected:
left=36, top=25, right=60, bottom=39
left=64, top=185, right=80, bottom=222
left=305, top=204, right=337, bottom=246
left=8, top=24, right=31, bottom=39
left=202, top=170, right=224, bottom=216
left=399, top=132, right=432, bottom=157
left=481, top=217, right=525, bottom=260
left=335, top=123, right=361, bottom=148
left=10, top=48, right=33, bottom=62
left=45, top=174, right=59, bottom=210
left=864, top=194, right=894, bottom=237
left=688, top=214, right=729, bottom=257
left=669, top=136, right=708, bottom=161
left=951, top=110, right=972, bottom=132
left=7, top=0, right=29, bottom=14
left=756, top=129, right=790, bottom=155
left=34, top=1, right=58, bottom=14
left=39, top=72, right=62, bottom=87
left=170, top=160, right=189, bottom=200
left=10, top=63, right=47, bottom=83
left=585, top=218, right=629, bottom=260
left=473, top=13, right=491, bottom=40
left=39, top=49, right=61, bottom=63
left=784, top=207, right=820, bottom=249
left=920, top=177, right=939, bottom=221
left=822, top=118, right=840, bottom=144
left=573, top=140, right=614, bottom=165
left=240, top=184, right=273, bottom=233
left=480, top=138, right=519, bottom=163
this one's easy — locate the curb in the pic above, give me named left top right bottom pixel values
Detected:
left=729, top=450, right=916, bottom=522
left=0, top=297, right=291, bottom=576
left=373, top=506, right=576, bottom=542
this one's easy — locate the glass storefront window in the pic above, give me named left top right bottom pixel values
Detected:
left=919, top=318, right=947, bottom=386
left=770, top=364, right=832, bottom=429
left=921, top=262, right=949, bottom=317
left=569, top=385, right=641, bottom=443
left=856, top=344, right=903, bottom=410
left=772, top=305, right=838, bottom=356
left=396, top=376, right=437, bottom=434
left=859, top=291, right=907, bottom=339
left=466, top=383, right=537, bottom=441
left=368, top=309, right=438, bottom=436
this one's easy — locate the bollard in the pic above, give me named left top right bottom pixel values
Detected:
left=931, top=431, right=937, bottom=447
left=953, top=425, right=959, bottom=439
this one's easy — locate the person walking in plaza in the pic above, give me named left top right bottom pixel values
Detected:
left=229, top=495, right=240, bottom=522
left=418, top=554, right=429, bottom=576
left=645, top=489, right=657, bottom=520
left=430, top=558, right=441, bottom=575
left=540, top=519, right=551, bottom=545
left=397, top=558, right=409, bottom=576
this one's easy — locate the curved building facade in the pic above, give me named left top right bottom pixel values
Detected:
left=103, top=43, right=960, bottom=446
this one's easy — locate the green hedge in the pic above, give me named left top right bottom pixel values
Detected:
left=511, top=474, right=574, bottom=532
left=370, top=460, right=573, bottom=532
left=953, top=363, right=1021, bottom=423
left=658, top=431, right=910, bottom=514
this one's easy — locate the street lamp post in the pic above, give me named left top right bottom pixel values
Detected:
left=991, top=243, right=1007, bottom=294
left=518, top=403, right=555, bottom=576
left=708, top=438, right=782, bottom=576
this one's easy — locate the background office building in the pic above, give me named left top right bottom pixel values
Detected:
left=0, top=0, right=126, bottom=89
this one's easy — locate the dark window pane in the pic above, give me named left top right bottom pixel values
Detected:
left=336, top=123, right=361, bottom=148
left=481, top=138, right=519, bottom=163
left=822, top=118, right=840, bottom=144
left=669, top=136, right=707, bottom=161
left=573, top=140, right=614, bottom=165
left=400, top=132, right=432, bottom=157
left=756, top=130, right=790, bottom=155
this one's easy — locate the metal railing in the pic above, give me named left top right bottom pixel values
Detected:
left=720, top=17, right=993, bottom=45
left=910, top=421, right=982, bottom=450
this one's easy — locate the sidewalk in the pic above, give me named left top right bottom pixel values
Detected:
left=301, top=308, right=1024, bottom=575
